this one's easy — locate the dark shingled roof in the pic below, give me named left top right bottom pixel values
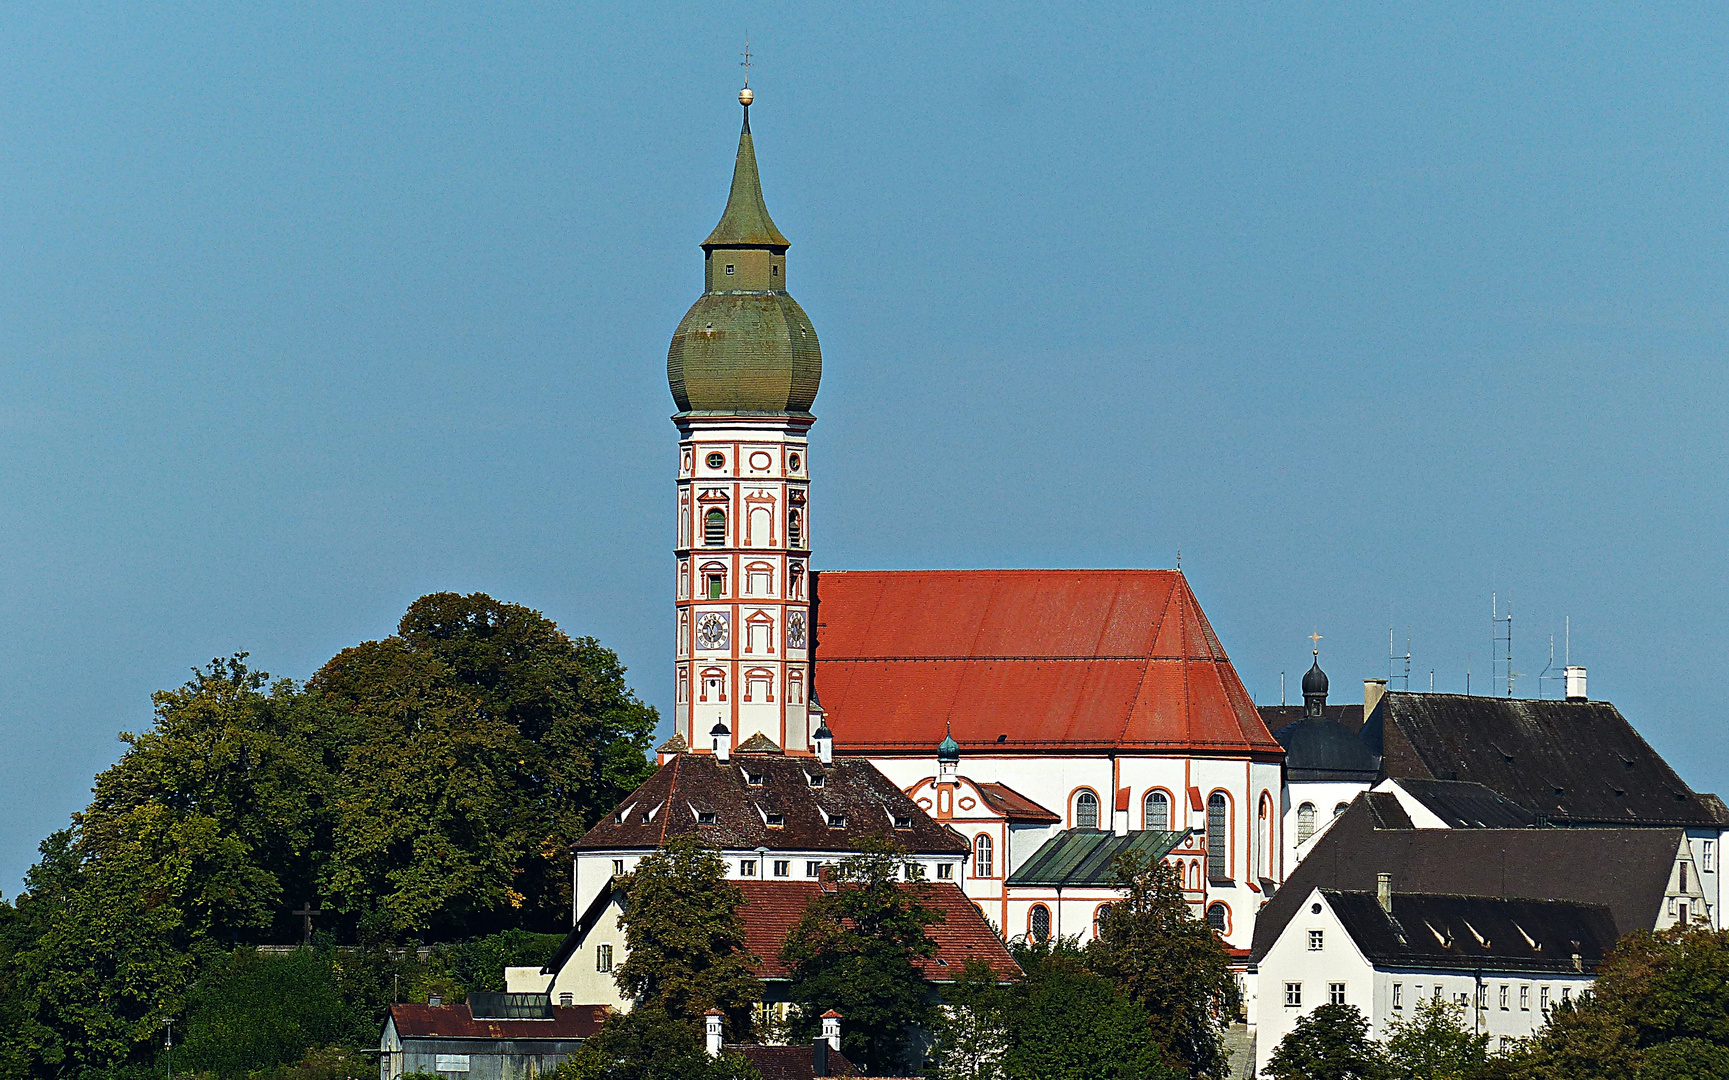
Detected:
left=1259, top=704, right=1367, bottom=734
left=387, top=1003, right=606, bottom=1041
left=1250, top=794, right=1684, bottom=962
left=1272, top=716, right=1381, bottom=781
left=1364, top=692, right=1729, bottom=828
left=1391, top=779, right=1540, bottom=828
left=1006, top=829, right=1188, bottom=887
left=575, top=753, right=968, bottom=856
left=730, top=1044, right=862, bottom=1079
left=1320, top=891, right=1617, bottom=975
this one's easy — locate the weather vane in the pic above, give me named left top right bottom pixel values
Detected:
left=741, top=34, right=752, bottom=88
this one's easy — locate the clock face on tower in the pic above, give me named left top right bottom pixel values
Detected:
left=696, top=612, right=730, bottom=650
left=786, top=611, right=807, bottom=650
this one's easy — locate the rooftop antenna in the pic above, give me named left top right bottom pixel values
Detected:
left=1565, top=616, right=1570, bottom=666
left=1176, top=548, right=1181, bottom=571
left=1388, top=628, right=1411, bottom=691
left=1466, top=653, right=1471, bottom=696
left=1280, top=671, right=1286, bottom=706
left=1491, top=592, right=1519, bottom=697
left=1538, top=634, right=1562, bottom=699
left=1429, top=669, right=1435, bottom=693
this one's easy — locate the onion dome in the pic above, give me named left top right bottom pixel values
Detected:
left=667, top=93, right=822, bottom=416
left=1302, top=655, right=1329, bottom=697
left=937, top=725, right=960, bottom=763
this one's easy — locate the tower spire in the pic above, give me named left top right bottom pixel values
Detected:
left=704, top=92, right=786, bottom=250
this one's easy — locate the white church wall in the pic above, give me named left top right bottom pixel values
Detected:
left=1283, top=780, right=1372, bottom=871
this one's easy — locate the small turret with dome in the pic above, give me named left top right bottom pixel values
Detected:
left=667, top=88, right=822, bottom=416
left=1302, top=651, right=1329, bottom=719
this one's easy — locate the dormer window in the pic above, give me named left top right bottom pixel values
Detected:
left=746, top=771, right=765, bottom=787
left=698, top=811, right=718, bottom=826
left=827, top=812, right=847, bottom=828
left=766, top=812, right=786, bottom=827
left=807, top=773, right=825, bottom=789
left=894, top=815, right=913, bottom=829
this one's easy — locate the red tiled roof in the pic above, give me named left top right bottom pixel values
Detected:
left=811, top=570, right=1281, bottom=756
left=975, top=782, right=1060, bottom=824
left=738, top=880, right=1021, bottom=981
left=388, top=1003, right=606, bottom=1040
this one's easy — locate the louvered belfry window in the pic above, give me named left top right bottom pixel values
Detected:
left=704, top=508, right=726, bottom=546
left=1207, top=793, right=1228, bottom=880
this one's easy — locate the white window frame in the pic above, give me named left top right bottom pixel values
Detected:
left=1329, top=982, right=1346, bottom=1005
left=1308, top=929, right=1324, bottom=951
left=1284, top=982, right=1302, bottom=1008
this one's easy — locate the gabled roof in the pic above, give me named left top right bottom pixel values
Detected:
left=1250, top=794, right=1685, bottom=962
left=730, top=1044, right=861, bottom=1079
left=1320, top=891, right=1617, bottom=975
left=976, top=782, right=1061, bottom=824
left=1365, top=693, right=1729, bottom=828
left=575, top=753, right=968, bottom=856
left=1387, top=778, right=1539, bottom=828
left=387, top=1002, right=605, bottom=1041
left=1006, top=829, right=1189, bottom=888
left=1259, top=704, right=1366, bottom=734
left=1272, top=715, right=1381, bottom=781
left=737, top=880, right=1022, bottom=981
left=810, top=570, right=1282, bottom=757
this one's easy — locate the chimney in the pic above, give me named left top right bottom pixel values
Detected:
left=1565, top=666, right=1587, bottom=702
left=711, top=721, right=731, bottom=762
left=813, top=1039, right=830, bottom=1077
left=1364, top=679, right=1387, bottom=715
left=428, top=995, right=442, bottom=1007
left=821, top=1010, right=842, bottom=1052
left=1377, top=872, right=1393, bottom=914
left=813, top=722, right=833, bottom=766
left=1572, top=952, right=1583, bottom=973
left=704, top=1010, right=723, bottom=1058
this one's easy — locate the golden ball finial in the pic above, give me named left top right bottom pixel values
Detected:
left=739, top=87, right=754, bottom=106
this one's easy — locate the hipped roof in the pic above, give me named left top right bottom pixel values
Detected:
left=1322, top=890, right=1618, bottom=975
left=387, top=1003, right=605, bottom=1041
left=810, top=570, right=1281, bottom=756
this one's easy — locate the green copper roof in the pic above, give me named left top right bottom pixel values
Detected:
left=669, top=101, right=820, bottom=416
left=1005, top=829, right=1189, bottom=888
left=703, top=110, right=788, bottom=250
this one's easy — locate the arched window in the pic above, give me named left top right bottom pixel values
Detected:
left=1207, top=793, right=1229, bottom=881
left=787, top=668, right=804, bottom=705
left=699, top=669, right=726, bottom=702
left=788, top=561, right=805, bottom=599
left=1257, top=793, right=1272, bottom=880
left=973, top=834, right=994, bottom=879
left=745, top=612, right=775, bottom=654
left=744, top=669, right=774, bottom=702
left=677, top=668, right=689, bottom=703
left=1206, top=903, right=1229, bottom=933
left=1145, top=790, right=1170, bottom=831
left=701, top=563, right=727, bottom=600
left=1297, top=803, right=1317, bottom=843
left=1334, top=801, right=1350, bottom=818
left=1029, top=905, right=1051, bottom=942
left=1074, top=791, right=1100, bottom=830
left=704, top=508, right=726, bottom=546
left=788, top=508, right=803, bottom=548
left=746, top=562, right=774, bottom=596
left=1094, top=903, right=1113, bottom=936
left=747, top=504, right=774, bottom=548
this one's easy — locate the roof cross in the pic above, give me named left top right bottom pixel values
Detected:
left=1309, top=629, right=1323, bottom=655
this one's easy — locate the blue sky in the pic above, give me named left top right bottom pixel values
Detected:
left=1, top=3, right=1725, bottom=892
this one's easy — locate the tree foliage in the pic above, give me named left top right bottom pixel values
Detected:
left=554, top=1008, right=761, bottom=1080
left=1266, top=1003, right=1387, bottom=1080
left=1383, top=997, right=1489, bottom=1080
left=1084, top=851, right=1242, bottom=1079
left=0, top=593, right=657, bottom=1076
left=780, top=839, right=942, bottom=1075
left=1000, top=939, right=1177, bottom=1080
left=613, top=838, right=761, bottom=1035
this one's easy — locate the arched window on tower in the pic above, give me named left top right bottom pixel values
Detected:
left=788, top=561, right=805, bottom=600
left=1257, top=793, right=1272, bottom=879
left=788, top=508, right=803, bottom=549
left=1145, top=790, right=1170, bottom=831
left=701, top=563, right=727, bottom=601
left=786, top=668, right=804, bottom=705
left=1207, top=793, right=1229, bottom=881
left=744, top=669, right=774, bottom=702
left=746, top=562, right=774, bottom=596
left=1074, top=791, right=1100, bottom=830
left=1297, top=803, right=1317, bottom=844
left=704, top=508, right=726, bottom=546
left=973, top=834, right=994, bottom=879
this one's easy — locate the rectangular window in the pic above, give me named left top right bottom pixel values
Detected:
left=434, top=1055, right=471, bottom=1074
left=1475, top=985, right=1487, bottom=1010
left=1434, top=986, right=1443, bottom=1001
left=559, top=993, right=573, bottom=1006
left=1680, top=901, right=1691, bottom=924
left=612, top=859, right=625, bottom=877
left=1561, top=987, right=1572, bottom=1003
left=827, top=813, right=847, bottom=827
left=1329, top=983, right=1346, bottom=1005
left=937, top=863, right=954, bottom=879
left=1284, top=983, right=1302, bottom=1008
left=1540, top=986, right=1550, bottom=1010
left=596, top=944, right=613, bottom=973
left=766, top=812, right=786, bottom=827
left=806, top=861, right=823, bottom=878
left=1706, top=841, right=1715, bottom=872
left=1392, top=983, right=1402, bottom=1010
left=1500, top=985, right=1509, bottom=1010
left=1681, top=863, right=1689, bottom=891
left=725, top=264, right=735, bottom=275
left=740, top=860, right=757, bottom=877
left=773, top=860, right=790, bottom=877
left=1521, top=985, right=1531, bottom=1010
left=698, top=811, right=718, bottom=826
left=1309, top=929, right=1324, bottom=951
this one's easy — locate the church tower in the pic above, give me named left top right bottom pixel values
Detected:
left=668, top=89, right=822, bottom=755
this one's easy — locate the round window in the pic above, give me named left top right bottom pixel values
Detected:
left=788, top=453, right=802, bottom=470
left=706, top=452, right=725, bottom=469
left=749, top=451, right=772, bottom=470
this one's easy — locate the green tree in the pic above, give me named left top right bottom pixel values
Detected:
left=312, top=593, right=657, bottom=937
left=1084, top=851, right=1242, bottom=1079
left=554, top=1008, right=760, bottom=1080
left=613, top=838, right=761, bottom=1034
left=1383, top=997, right=1490, bottom=1080
left=178, top=948, right=353, bottom=1077
left=781, top=839, right=942, bottom=1074
left=1637, top=1038, right=1729, bottom=1080
left=1266, top=1004, right=1387, bottom=1080
left=444, top=929, right=567, bottom=994
left=996, top=938, right=1177, bottom=1080
left=926, top=960, right=1010, bottom=1080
